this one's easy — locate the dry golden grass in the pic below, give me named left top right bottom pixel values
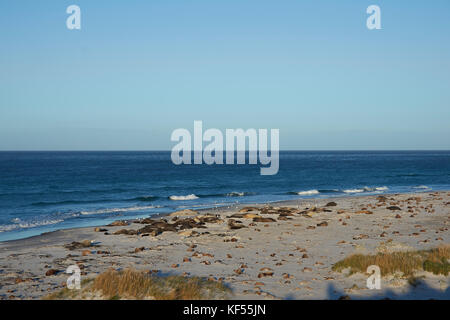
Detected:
left=45, top=269, right=230, bottom=300
left=332, top=245, right=450, bottom=277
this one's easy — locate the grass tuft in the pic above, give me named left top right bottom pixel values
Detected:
left=332, top=245, right=450, bottom=277
left=45, top=269, right=230, bottom=300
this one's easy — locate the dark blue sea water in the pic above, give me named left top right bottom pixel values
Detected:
left=0, top=151, right=449, bottom=241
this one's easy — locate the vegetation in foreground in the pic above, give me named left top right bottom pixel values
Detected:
left=45, top=269, right=231, bottom=300
left=332, top=245, right=450, bottom=277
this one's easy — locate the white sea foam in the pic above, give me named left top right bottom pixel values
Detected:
left=169, top=194, right=199, bottom=201
left=80, top=205, right=157, bottom=215
left=343, top=189, right=365, bottom=193
left=343, top=186, right=388, bottom=193
left=296, top=190, right=320, bottom=196
left=227, top=192, right=245, bottom=197
left=0, top=219, right=64, bottom=233
left=413, top=185, right=431, bottom=189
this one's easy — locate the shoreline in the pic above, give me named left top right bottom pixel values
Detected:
left=0, top=190, right=449, bottom=300
left=1, top=189, right=443, bottom=245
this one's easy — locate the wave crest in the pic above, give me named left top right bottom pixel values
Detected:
left=0, top=219, right=64, bottom=233
left=80, top=205, right=157, bottom=215
left=169, top=194, right=199, bottom=201
left=227, top=192, right=253, bottom=197
left=413, top=185, right=431, bottom=189
left=296, top=190, right=320, bottom=196
left=343, top=189, right=365, bottom=193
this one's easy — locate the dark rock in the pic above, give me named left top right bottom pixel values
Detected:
left=325, top=202, right=337, bottom=207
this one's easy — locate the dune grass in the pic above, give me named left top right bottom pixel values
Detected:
left=332, top=245, right=450, bottom=277
left=44, top=278, right=94, bottom=300
left=45, top=269, right=231, bottom=300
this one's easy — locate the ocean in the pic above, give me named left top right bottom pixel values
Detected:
left=0, top=151, right=449, bottom=241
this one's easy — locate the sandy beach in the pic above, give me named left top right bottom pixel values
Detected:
left=1, top=191, right=449, bottom=300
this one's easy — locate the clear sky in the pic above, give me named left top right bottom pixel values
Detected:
left=0, top=0, right=449, bottom=150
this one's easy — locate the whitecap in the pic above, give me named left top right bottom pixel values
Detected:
left=296, top=190, right=320, bottom=196
left=343, top=189, right=365, bottom=193
left=169, top=194, right=199, bottom=201
left=227, top=192, right=245, bottom=197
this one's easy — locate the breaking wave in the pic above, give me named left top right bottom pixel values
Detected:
left=296, top=189, right=320, bottom=196
left=169, top=194, right=199, bottom=201
left=226, top=192, right=253, bottom=197
left=343, top=188, right=365, bottom=193
left=80, top=205, right=158, bottom=215
left=0, top=218, right=64, bottom=233
left=343, top=186, right=389, bottom=193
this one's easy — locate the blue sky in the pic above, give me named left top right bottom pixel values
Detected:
left=0, top=0, right=449, bottom=150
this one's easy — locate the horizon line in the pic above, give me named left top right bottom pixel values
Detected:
left=0, top=149, right=449, bottom=152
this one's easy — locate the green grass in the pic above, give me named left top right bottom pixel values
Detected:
left=423, top=258, right=450, bottom=276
